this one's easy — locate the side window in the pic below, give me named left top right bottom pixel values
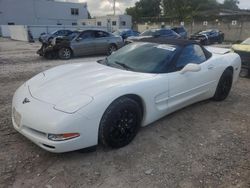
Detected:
left=176, top=44, right=207, bottom=69
left=160, top=30, right=171, bottom=36
left=95, top=31, right=109, bottom=38
left=79, top=31, right=93, bottom=40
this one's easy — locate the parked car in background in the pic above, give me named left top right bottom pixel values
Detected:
left=232, top=38, right=250, bottom=77
left=125, top=28, right=181, bottom=44
left=190, top=29, right=224, bottom=45
left=113, top=29, right=140, bottom=40
left=37, top=30, right=124, bottom=59
left=39, top=29, right=73, bottom=43
left=171, top=26, right=188, bottom=39
left=13, top=38, right=241, bottom=153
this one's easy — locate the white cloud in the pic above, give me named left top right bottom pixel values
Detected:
left=59, top=0, right=250, bottom=16
left=57, top=0, right=138, bottom=16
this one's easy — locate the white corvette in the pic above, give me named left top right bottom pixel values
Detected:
left=12, top=39, right=241, bottom=153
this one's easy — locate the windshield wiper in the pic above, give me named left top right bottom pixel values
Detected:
left=115, top=61, right=133, bottom=71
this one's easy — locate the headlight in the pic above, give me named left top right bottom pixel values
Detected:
left=54, top=95, right=93, bottom=114
left=51, top=38, right=56, bottom=46
left=48, top=133, right=80, bottom=141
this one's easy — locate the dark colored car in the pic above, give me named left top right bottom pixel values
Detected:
left=37, top=30, right=124, bottom=60
left=39, top=29, right=73, bottom=43
left=171, top=26, right=188, bottom=39
left=113, top=29, right=140, bottom=40
left=125, top=28, right=181, bottom=44
left=190, top=29, right=224, bottom=45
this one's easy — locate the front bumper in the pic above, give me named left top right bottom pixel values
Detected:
left=37, top=44, right=56, bottom=56
left=12, top=83, right=100, bottom=153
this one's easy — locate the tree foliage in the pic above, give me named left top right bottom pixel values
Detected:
left=126, top=0, right=161, bottom=19
left=126, top=0, right=241, bottom=21
left=162, top=0, right=219, bottom=21
left=222, top=0, right=239, bottom=10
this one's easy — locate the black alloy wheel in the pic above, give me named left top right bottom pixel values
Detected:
left=99, top=97, right=142, bottom=148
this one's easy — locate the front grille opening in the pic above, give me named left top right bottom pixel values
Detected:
left=42, top=144, right=55, bottom=149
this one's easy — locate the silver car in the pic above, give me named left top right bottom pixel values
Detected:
left=41, top=30, right=124, bottom=60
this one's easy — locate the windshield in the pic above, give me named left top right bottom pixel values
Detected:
left=68, top=32, right=80, bottom=40
left=102, top=42, right=177, bottom=73
left=113, top=30, right=122, bottom=35
left=242, top=38, right=250, bottom=45
left=140, top=30, right=157, bottom=36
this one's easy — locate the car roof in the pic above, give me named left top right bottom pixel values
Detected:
left=134, top=37, right=199, bottom=47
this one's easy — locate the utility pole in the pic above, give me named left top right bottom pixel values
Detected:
left=113, top=0, right=116, bottom=15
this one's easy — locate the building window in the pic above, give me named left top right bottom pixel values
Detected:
left=82, top=22, right=86, bottom=26
left=72, top=22, right=77, bottom=26
left=8, top=22, right=15, bottom=25
left=203, top=21, right=208, bottom=26
left=97, top=21, right=102, bottom=26
left=71, top=8, right=79, bottom=15
left=232, top=20, right=237, bottom=25
left=121, top=21, right=126, bottom=26
left=112, top=21, right=117, bottom=26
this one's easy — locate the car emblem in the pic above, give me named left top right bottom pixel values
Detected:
left=22, top=98, right=30, bottom=104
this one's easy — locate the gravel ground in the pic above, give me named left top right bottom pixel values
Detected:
left=0, top=38, right=249, bottom=188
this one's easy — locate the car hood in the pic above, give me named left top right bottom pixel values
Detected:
left=40, top=34, right=52, bottom=42
left=191, top=34, right=207, bottom=38
left=232, top=44, right=250, bottom=52
left=27, top=62, right=155, bottom=106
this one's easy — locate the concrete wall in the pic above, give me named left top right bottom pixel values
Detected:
left=8, top=25, right=29, bottom=41
left=1, top=25, right=108, bottom=41
left=136, top=20, right=250, bottom=41
left=28, top=25, right=108, bottom=39
left=0, top=25, right=11, bottom=37
left=0, top=0, right=88, bottom=25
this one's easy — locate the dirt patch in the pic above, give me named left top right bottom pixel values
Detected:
left=0, top=38, right=249, bottom=188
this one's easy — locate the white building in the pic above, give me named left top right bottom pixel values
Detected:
left=78, top=15, right=132, bottom=32
left=0, top=0, right=89, bottom=25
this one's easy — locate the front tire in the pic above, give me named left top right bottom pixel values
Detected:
left=58, top=47, right=72, bottom=60
left=239, top=68, right=249, bottom=78
left=213, top=69, right=233, bottom=101
left=107, top=44, right=117, bottom=55
left=99, top=97, right=142, bottom=148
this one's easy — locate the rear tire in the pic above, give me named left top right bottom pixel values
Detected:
left=99, top=97, right=142, bottom=148
left=213, top=69, right=233, bottom=101
left=58, top=47, right=72, bottom=60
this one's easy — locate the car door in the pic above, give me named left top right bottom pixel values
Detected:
left=168, top=44, right=215, bottom=113
left=71, top=31, right=95, bottom=56
left=93, top=31, right=111, bottom=54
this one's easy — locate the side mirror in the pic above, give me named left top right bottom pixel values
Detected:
left=76, top=37, right=83, bottom=42
left=180, top=63, right=201, bottom=74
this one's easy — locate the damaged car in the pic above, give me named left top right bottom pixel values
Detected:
left=39, top=29, right=73, bottom=43
left=190, top=29, right=224, bottom=45
left=37, top=30, right=124, bottom=60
